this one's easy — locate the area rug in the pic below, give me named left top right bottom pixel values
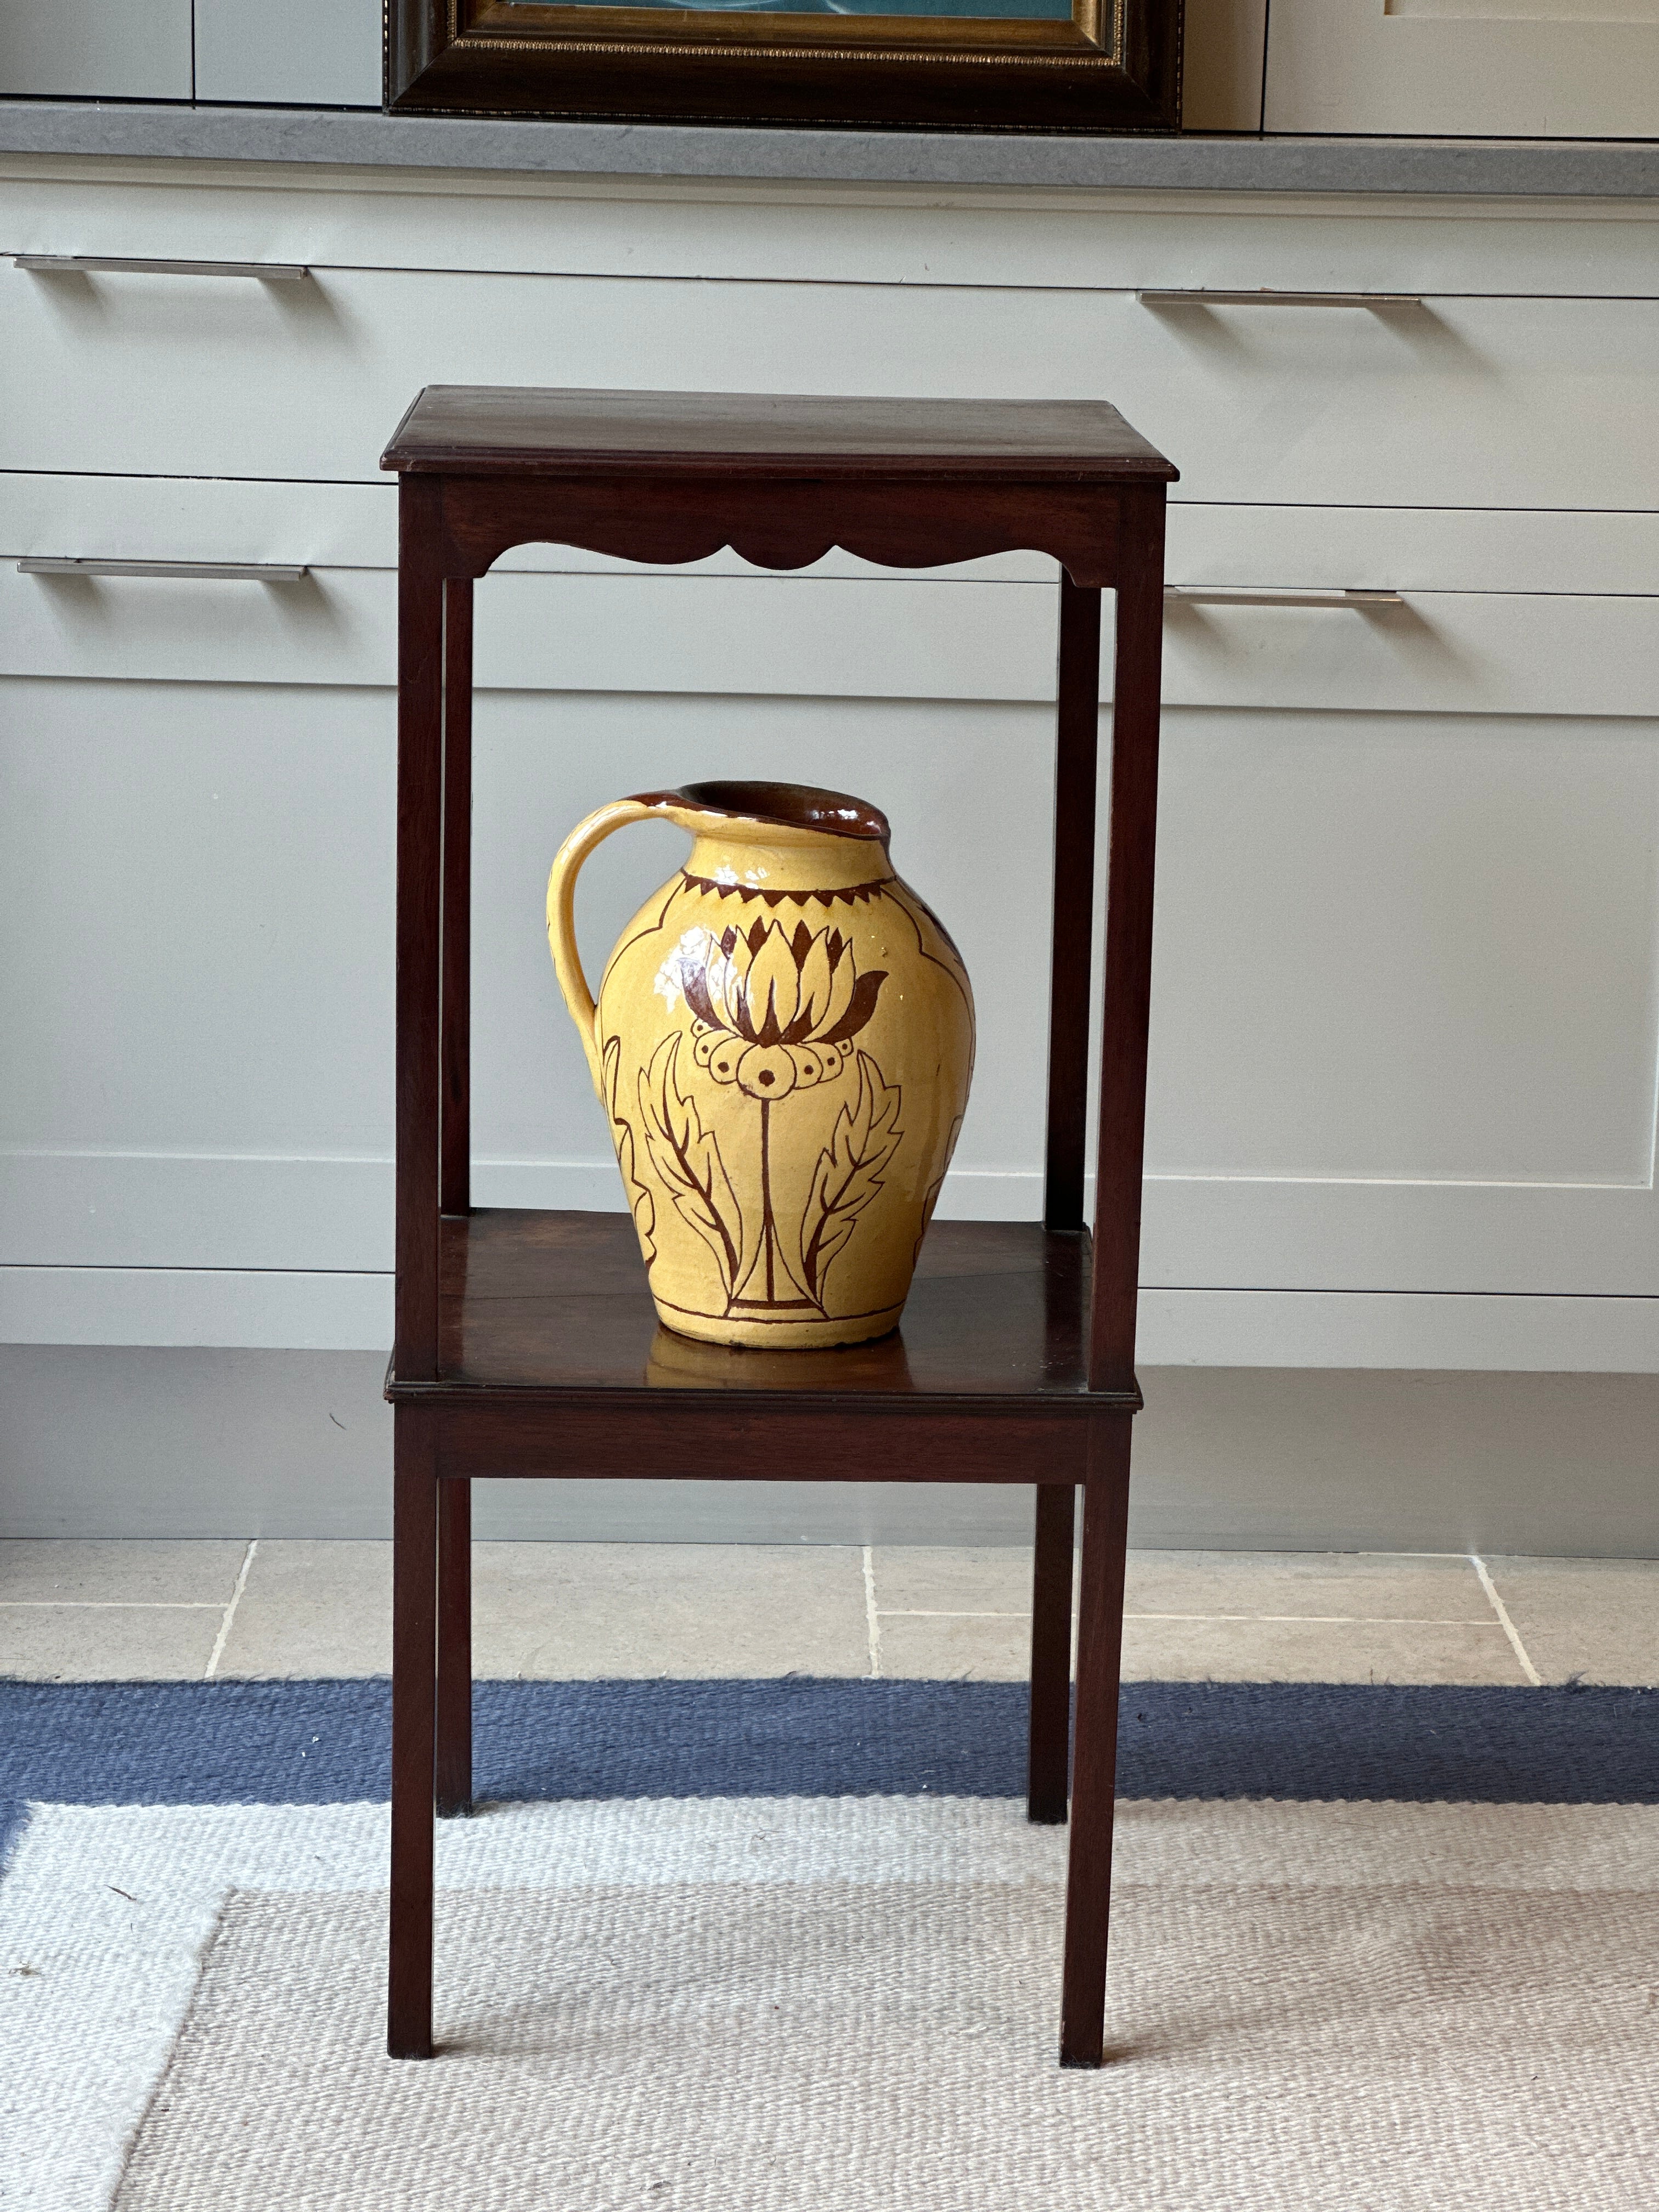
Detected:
left=4, top=1680, right=1657, bottom=2211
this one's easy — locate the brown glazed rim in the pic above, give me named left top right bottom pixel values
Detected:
left=632, top=781, right=890, bottom=844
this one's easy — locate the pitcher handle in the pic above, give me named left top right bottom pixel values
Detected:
left=546, top=798, right=661, bottom=1096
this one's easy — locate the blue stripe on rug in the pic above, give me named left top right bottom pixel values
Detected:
left=0, top=1801, right=27, bottom=1871
left=2, top=1678, right=1656, bottom=1805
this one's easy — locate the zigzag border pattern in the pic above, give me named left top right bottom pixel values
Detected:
left=681, top=872, right=890, bottom=910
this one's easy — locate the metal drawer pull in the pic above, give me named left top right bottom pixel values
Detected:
left=1137, top=289, right=1423, bottom=308
left=19, top=557, right=309, bottom=582
left=1166, top=586, right=1404, bottom=608
left=12, top=254, right=309, bottom=281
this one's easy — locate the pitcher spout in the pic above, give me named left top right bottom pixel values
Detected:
left=629, top=781, right=895, bottom=898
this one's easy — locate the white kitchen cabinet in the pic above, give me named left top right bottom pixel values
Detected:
left=1, top=156, right=1656, bottom=1375
left=1266, top=0, right=1659, bottom=138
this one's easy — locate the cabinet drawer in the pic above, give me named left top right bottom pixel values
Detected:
left=4, top=263, right=1659, bottom=511
left=5, top=477, right=1655, bottom=711
left=4, top=560, right=1655, bottom=715
left=8, top=471, right=1655, bottom=594
left=1266, top=0, right=1659, bottom=139
left=8, top=169, right=1659, bottom=298
left=0, top=2, right=190, bottom=98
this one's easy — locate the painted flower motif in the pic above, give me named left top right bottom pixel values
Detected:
left=670, top=919, right=887, bottom=1102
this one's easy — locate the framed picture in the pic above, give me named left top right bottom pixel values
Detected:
left=386, top=0, right=1183, bottom=132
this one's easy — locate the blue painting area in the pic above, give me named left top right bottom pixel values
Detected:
left=507, top=0, right=1076, bottom=15
left=2, top=1678, right=1657, bottom=1807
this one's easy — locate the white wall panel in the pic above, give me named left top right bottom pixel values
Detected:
left=5, top=1267, right=1657, bottom=1376
left=0, top=1264, right=394, bottom=1350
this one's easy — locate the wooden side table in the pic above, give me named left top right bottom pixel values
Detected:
left=381, top=386, right=1176, bottom=2068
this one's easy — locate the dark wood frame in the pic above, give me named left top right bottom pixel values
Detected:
left=386, top=0, right=1182, bottom=132
left=382, top=383, right=1175, bottom=2070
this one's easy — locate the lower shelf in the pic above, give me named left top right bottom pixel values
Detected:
left=387, top=1211, right=1135, bottom=1448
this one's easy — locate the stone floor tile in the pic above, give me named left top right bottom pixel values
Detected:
left=870, top=1546, right=1036, bottom=1617
left=1120, top=1614, right=1528, bottom=1686
left=213, top=1542, right=391, bottom=1677
left=0, top=1604, right=224, bottom=1681
left=875, top=1612, right=1032, bottom=1681
left=472, top=1543, right=870, bottom=1679
left=1483, top=1556, right=1659, bottom=1686
left=1125, top=1550, right=1491, bottom=1624
left=0, top=1540, right=248, bottom=1606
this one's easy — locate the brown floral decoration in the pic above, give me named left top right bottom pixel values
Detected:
left=670, top=919, right=887, bottom=1098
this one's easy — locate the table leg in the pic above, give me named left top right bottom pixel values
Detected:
left=388, top=1410, right=437, bottom=2059
left=1043, top=577, right=1102, bottom=1235
left=436, top=1480, right=473, bottom=1819
left=1027, top=1482, right=1076, bottom=1823
left=439, top=576, right=473, bottom=1218
left=1059, top=1416, right=1131, bottom=2067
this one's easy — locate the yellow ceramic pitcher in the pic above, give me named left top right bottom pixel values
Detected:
left=547, top=781, right=975, bottom=1349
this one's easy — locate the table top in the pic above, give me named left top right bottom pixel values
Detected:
left=381, top=386, right=1177, bottom=481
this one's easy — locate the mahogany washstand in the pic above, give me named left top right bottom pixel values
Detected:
left=381, top=386, right=1177, bottom=2068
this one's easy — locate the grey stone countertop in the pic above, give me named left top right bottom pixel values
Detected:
left=1, top=100, right=1657, bottom=196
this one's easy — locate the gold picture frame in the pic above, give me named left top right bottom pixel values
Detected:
left=387, top=0, right=1183, bottom=133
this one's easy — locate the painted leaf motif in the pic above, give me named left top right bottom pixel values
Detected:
left=603, top=1032, right=656, bottom=1266
left=798, top=1049, right=904, bottom=1306
left=637, top=1034, right=743, bottom=1296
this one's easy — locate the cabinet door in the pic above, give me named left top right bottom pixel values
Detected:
left=1143, top=708, right=1659, bottom=1297
left=193, top=0, right=382, bottom=106
left=1181, top=0, right=1267, bottom=128
left=1266, top=0, right=1659, bottom=137
left=0, top=678, right=396, bottom=1274
left=0, top=0, right=190, bottom=97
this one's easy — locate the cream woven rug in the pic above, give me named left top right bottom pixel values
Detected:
left=81, top=1799, right=1659, bottom=2211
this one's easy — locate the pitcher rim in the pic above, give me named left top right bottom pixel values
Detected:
left=631, top=781, right=890, bottom=844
